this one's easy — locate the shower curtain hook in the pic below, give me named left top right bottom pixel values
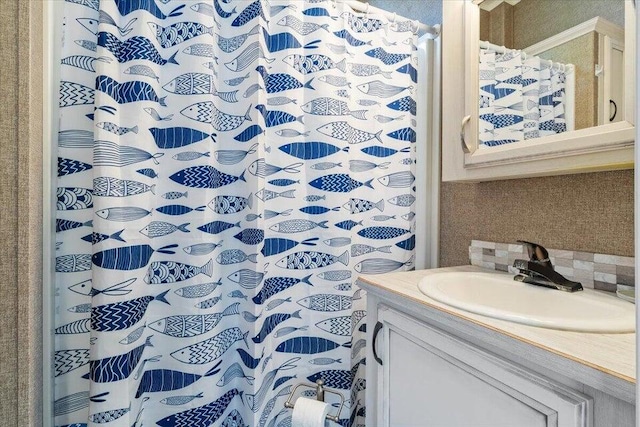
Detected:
left=413, top=19, right=419, bottom=34
left=391, top=12, right=397, bottom=23
left=364, top=2, right=370, bottom=14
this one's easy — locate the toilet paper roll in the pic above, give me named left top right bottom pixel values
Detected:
left=291, top=397, right=331, bottom=427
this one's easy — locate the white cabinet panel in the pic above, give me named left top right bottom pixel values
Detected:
left=374, top=306, right=592, bottom=427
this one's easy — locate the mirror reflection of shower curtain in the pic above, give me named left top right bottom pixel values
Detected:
left=53, top=1, right=419, bottom=426
left=479, top=46, right=569, bottom=147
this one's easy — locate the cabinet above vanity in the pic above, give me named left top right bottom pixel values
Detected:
left=359, top=266, right=635, bottom=427
left=442, top=0, right=636, bottom=181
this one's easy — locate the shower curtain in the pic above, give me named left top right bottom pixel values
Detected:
left=478, top=46, right=568, bottom=147
left=55, top=1, right=418, bottom=426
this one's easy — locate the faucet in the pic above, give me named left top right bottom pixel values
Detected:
left=512, top=240, right=583, bottom=293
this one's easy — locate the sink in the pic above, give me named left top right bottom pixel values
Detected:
left=418, top=271, right=635, bottom=333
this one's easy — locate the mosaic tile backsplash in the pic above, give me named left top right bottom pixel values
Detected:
left=469, top=240, right=634, bottom=293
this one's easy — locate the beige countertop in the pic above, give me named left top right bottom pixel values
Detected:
left=358, top=265, right=636, bottom=384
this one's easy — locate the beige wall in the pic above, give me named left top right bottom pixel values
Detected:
left=0, top=0, right=44, bottom=425
left=512, top=0, right=624, bottom=49
left=440, top=170, right=634, bottom=267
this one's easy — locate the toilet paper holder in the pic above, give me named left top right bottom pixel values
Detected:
left=284, top=379, right=346, bottom=423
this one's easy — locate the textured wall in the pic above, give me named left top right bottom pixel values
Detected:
left=0, top=0, right=44, bottom=425
left=512, top=0, right=624, bottom=49
left=0, top=1, right=20, bottom=422
left=368, top=0, right=442, bottom=27
left=440, top=170, right=634, bottom=267
left=541, top=33, right=599, bottom=130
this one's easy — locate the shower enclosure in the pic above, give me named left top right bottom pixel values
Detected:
left=41, top=1, right=440, bottom=425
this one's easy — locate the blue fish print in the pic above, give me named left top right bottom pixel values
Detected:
left=170, top=166, right=246, bottom=189
left=81, top=230, right=126, bottom=244
left=170, top=327, right=248, bottom=364
left=181, top=102, right=252, bottom=131
left=276, top=250, right=349, bottom=269
left=90, top=291, right=169, bottom=331
left=365, top=47, right=410, bottom=65
left=136, top=168, right=157, bottom=178
left=56, top=219, right=92, bottom=233
left=149, top=303, right=240, bottom=337
left=387, top=127, right=417, bottom=142
left=361, top=146, right=411, bottom=158
left=479, top=114, right=524, bottom=129
left=234, top=124, right=264, bottom=142
left=84, top=336, right=153, bottom=383
left=397, top=63, right=418, bottom=83
left=309, top=174, right=374, bottom=192
left=357, top=226, right=411, bottom=240
left=59, top=81, right=94, bottom=107
left=114, top=0, right=185, bottom=19
left=253, top=310, right=302, bottom=343
left=97, top=32, right=179, bottom=65
left=275, top=337, right=348, bottom=354
left=145, top=259, right=214, bottom=284
left=279, top=141, right=349, bottom=160
left=269, top=178, right=299, bottom=186
left=335, top=220, right=363, bottom=231
left=148, top=21, right=214, bottom=49
left=56, top=254, right=92, bottom=272
left=256, top=65, right=314, bottom=93
left=156, top=205, right=205, bottom=216
left=237, top=348, right=264, bottom=369
left=198, top=221, right=241, bottom=235
left=234, top=228, right=265, bottom=245
left=307, top=370, right=352, bottom=390
left=96, top=75, right=166, bottom=106
left=92, top=244, right=177, bottom=270
left=57, top=187, right=93, bottom=210
left=396, top=235, right=416, bottom=250
left=261, top=237, right=318, bottom=257
left=299, top=206, right=339, bottom=215
left=253, top=275, right=313, bottom=304
left=303, top=7, right=336, bottom=18
left=387, top=95, right=416, bottom=115
left=232, top=0, right=266, bottom=27
left=156, top=389, right=243, bottom=427
left=136, top=363, right=221, bottom=398
left=262, top=27, right=320, bottom=53
left=480, top=84, right=516, bottom=100
left=333, top=29, right=371, bottom=47
left=149, top=127, right=213, bottom=149
left=256, top=104, right=304, bottom=128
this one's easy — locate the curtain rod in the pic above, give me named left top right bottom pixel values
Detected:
left=336, top=0, right=440, bottom=38
left=479, top=40, right=574, bottom=73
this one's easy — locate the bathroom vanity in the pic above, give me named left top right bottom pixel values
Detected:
left=359, top=266, right=635, bottom=427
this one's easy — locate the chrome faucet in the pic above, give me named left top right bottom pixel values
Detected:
left=512, top=240, right=583, bottom=293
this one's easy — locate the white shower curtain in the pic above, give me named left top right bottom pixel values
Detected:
left=478, top=45, right=568, bottom=147
left=55, top=1, right=418, bottom=426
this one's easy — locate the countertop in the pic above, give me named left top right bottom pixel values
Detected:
left=357, top=265, right=636, bottom=385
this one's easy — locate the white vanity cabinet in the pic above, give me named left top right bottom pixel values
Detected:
left=371, top=306, right=591, bottom=427
left=360, top=273, right=636, bottom=427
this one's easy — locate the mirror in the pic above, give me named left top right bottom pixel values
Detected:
left=476, top=0, right=625, bottom=148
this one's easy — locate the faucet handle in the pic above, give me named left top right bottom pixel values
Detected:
left=517, top=240, right=552, bottom=268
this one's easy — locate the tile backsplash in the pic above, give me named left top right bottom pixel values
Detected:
left=469, top=240, right=634, bottom=293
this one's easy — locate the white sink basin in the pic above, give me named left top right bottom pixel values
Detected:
left=418, top=271, right=635, bottom=333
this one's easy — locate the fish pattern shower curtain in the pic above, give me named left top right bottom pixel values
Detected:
left=478, top=47, right=568, bottom=147
left=55, top=1, right=418, bottom=426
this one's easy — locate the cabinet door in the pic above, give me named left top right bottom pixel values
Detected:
left=373, top=306, right=592, bottom=427
left=441, top=0, right=635, bottom=182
